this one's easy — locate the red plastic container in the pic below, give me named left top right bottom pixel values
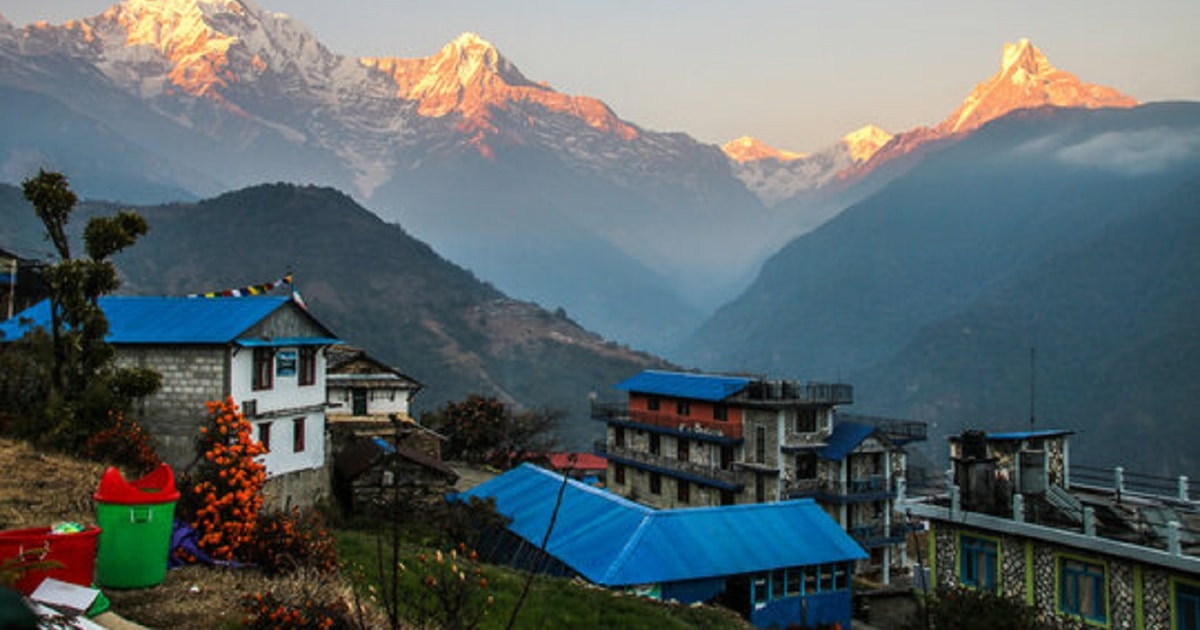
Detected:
left=0, top=525, right=102, bottom=595
left=93, top=464, right=180, bottom=504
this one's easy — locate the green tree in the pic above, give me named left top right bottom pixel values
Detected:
left=16, top=170, right=159, bottom=449
left=422, top=394, right=561, bottom=465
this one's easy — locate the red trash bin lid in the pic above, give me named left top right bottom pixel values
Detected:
left=93, top=464, right=181, bottom=504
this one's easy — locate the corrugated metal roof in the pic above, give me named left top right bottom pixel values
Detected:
left=614, top=370, right=751, bottom=402
left=817, top=421, right=877, bottom=461
left=983, top=429, right=1074, bottom=441
left=1, top=296, right=334, bottom=345
left=459, top=464, right=866, bottom=586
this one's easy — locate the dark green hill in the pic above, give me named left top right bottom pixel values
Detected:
left=2, top=182, right=667, bottom=447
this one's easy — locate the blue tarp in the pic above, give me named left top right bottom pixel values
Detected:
left=459, top=464, right=866, bottom=587
left=0, top=296, right=338, bottom=345
left=615, top=370, right=751, bottom=402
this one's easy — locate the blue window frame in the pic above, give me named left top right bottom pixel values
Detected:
left=1058, top=556, right=1106, bottom=624
left=959, top=534, right=998, bottom=590
left=1177, top=579, right=1200, bottom=630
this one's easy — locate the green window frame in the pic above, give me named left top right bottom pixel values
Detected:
left=1057, top=554, right=1108, bottom=626
left=1174, top=577, right=1200, bottom=630
left=958, top=532, right=999, bottom=590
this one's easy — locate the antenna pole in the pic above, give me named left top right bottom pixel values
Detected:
left=1029, top=347, right=1036, bottom=432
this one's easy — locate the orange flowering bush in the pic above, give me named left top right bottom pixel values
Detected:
left=240, top=588, right=350, bottom=624
left=184, top=397, right=266, bottom=562
left=84, top=410, right=161, bottom=475
left=243, top=507, right=338, bottom=576
left=407, top=543, right=494, bottom=630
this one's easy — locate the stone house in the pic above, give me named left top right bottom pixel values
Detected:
left=904, top=428, right=1200, bottom=628
left=333, top=436, right=458, bottom=515
left=1, top=295, right=340, bottom=509
left=593, top=369, right=925, bottom=583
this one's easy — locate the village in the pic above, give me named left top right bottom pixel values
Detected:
left=1, top=175, right=1199, bottom=629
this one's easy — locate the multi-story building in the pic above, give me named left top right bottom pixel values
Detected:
left=904, top=428, right=1200, bottom=629
left=593, top=369, right=925, bottom=582
left=1, top=295, right=340, bottom=508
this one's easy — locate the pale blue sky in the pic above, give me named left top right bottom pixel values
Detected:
left=2, top=0, right=1197, bottom=152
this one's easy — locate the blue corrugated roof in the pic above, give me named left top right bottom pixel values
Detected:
left=614, top=370, right=751, bottom=402
left=459, top=464, right=866, bottom=586
left=981, top=429, right=1074, bottom=441
left=0, top=296, right=332, bottom=344
left=818, top=422, right=877, bottom=461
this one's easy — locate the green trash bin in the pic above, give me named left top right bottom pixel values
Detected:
left=93, top=464, right=180, bottom=588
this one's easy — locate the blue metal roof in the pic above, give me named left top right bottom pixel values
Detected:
left=980, top=429, right=1074, bottom=441
left=818, top=421, right=878, bottom=461
left=459, top=464, right=866, bottom=586
left=0, top=296, right=334, bottom=345
left=614, top=370, right=751, bottom=402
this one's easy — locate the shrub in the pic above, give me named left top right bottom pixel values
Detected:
left=84, top=410, right=161, bottom=475
left=243, top=508, right=339, bottom=576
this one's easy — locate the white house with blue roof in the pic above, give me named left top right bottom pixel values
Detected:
left=461, top=463, right=868, bottom=628
left=0, top=295, right=340, bottom=508
left=593, top=369, right=926, bottom=584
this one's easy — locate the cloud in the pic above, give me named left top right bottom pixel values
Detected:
left=1053, top=128, right=1200, bottom=176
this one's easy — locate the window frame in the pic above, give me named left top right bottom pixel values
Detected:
left=298, top=347, right=317, bottom=386
left=676, top=437, right=689, bottom=462
left=252, top=347, right=275, bottom=391
left=613, top=463, right=626, bottom=485
left=958, top=532, right=1000, bottom=591
left=258, top=421, right=272, bottom=452
left=292, top=417, right=306, bottom=453
left=1056, top=553, right=1108, bottom=625
left=676, top=400, right=690, bottom=416
left=1173, top=576, right=1200, bottom=630
left=676, top=478, right=690, bottom=504
left=649, top=472, right=662, bottom=495
left=649, top=433, right=661, bottom=456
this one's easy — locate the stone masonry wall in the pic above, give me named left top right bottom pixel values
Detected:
left=117, top=345, right=227, bottom=471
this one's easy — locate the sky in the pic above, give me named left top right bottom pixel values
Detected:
left=1, top=0, right=1197, bottom=152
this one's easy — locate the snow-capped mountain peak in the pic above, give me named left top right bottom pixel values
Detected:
left=941, top=38, right=1137, bottom=135
left=722, top=136, right=806, bottom=163
left=841, top=125, right=892, bottom=164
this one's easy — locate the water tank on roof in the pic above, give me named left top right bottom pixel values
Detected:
left=960, top=430, right=988, bottom=459
left=1019, top=449, right=1047, bottom=495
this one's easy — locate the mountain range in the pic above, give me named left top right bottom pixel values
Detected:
left=0, top=1, right=1138, bottom=351
left=2, top=0, right=1196, bottom=475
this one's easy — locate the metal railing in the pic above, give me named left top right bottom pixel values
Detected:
left=740, top=381, right=853, bottom=405
left=605, top=444, right=743, bottom=486
left=787, top=475, right=896, bottom=500
left=836, top=412, right=927, bottom=444
left=591, top=401, right=743, bottom=440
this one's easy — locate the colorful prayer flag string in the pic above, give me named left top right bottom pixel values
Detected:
left=187, top=274, right=293, bottom=298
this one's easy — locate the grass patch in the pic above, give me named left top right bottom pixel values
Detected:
left=334, top=529, right=750, bottom=630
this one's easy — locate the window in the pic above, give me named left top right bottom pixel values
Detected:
left=804, top=567, right=817, bottom=593
left=959, top=534, right=998, bottom=590
left=1059, top=556, right=1107, bottom=624
left=796, top=408, right=817, bottom=432
left=292, top=417, right=306, bottom=453
left=242, top=399, right=257, bottom=418
left=753, top=574, right=768, bottom=604
left=647, top=397, right=660, bottom=411
left=258, top=421, right=272, bottom=452
left=713, top=404, right=727, bottom=421
left=298, top=347, right=317, bottom=386
left=772, top=569, right=785, bottom=599
left=649, top=433, right=661, bottom=456
left=649, top=472, right=661, bottom=495
left=676, top=400, right=690, bottom=416
left=1176, top=579, right=1200, bottom=630
left=755, top=473, right=765, bottom=503
left=614, top=426, right=626, bottom=448
left=796, top=452, right=817, bottom=479
left=755, top=426, right=767, bottom=464
left=835, top=564, right=849, bottom=590
left=676, top=479, right=690, bottom=504
left=676, top=438, right=689, bottom=462
left=252, top=348, right=274, bottom=391
left=613, top=463, right=626, bottom=485
left=819, top=564, right=834, bottom=592
left=786, top=568, right=801, bottom=596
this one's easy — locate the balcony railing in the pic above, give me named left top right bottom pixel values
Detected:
left=849, top=521, right=922, bottom=547
left=740, top=381, right=853, bottom=406
left=835, top=412, right=927, bottom=444
left=605, top=444, right=743, bottom=487
left=592, top=402, right=743, bottom=441
left=787, top=476, right=896, bottom=503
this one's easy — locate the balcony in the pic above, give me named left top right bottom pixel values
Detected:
left=604, top=444, right=744, bottom=490
left=740, top=380, right=853, bottom=406
left=591, top=402, right=743, bottom=441
left=786, top=475, right=896, bottom=504
left=849, top=521, right=920, bottom=548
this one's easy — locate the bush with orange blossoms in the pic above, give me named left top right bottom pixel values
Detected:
left=180, top=396, right=266, bottom=563
left=84, top=410, right=161, bottom=475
